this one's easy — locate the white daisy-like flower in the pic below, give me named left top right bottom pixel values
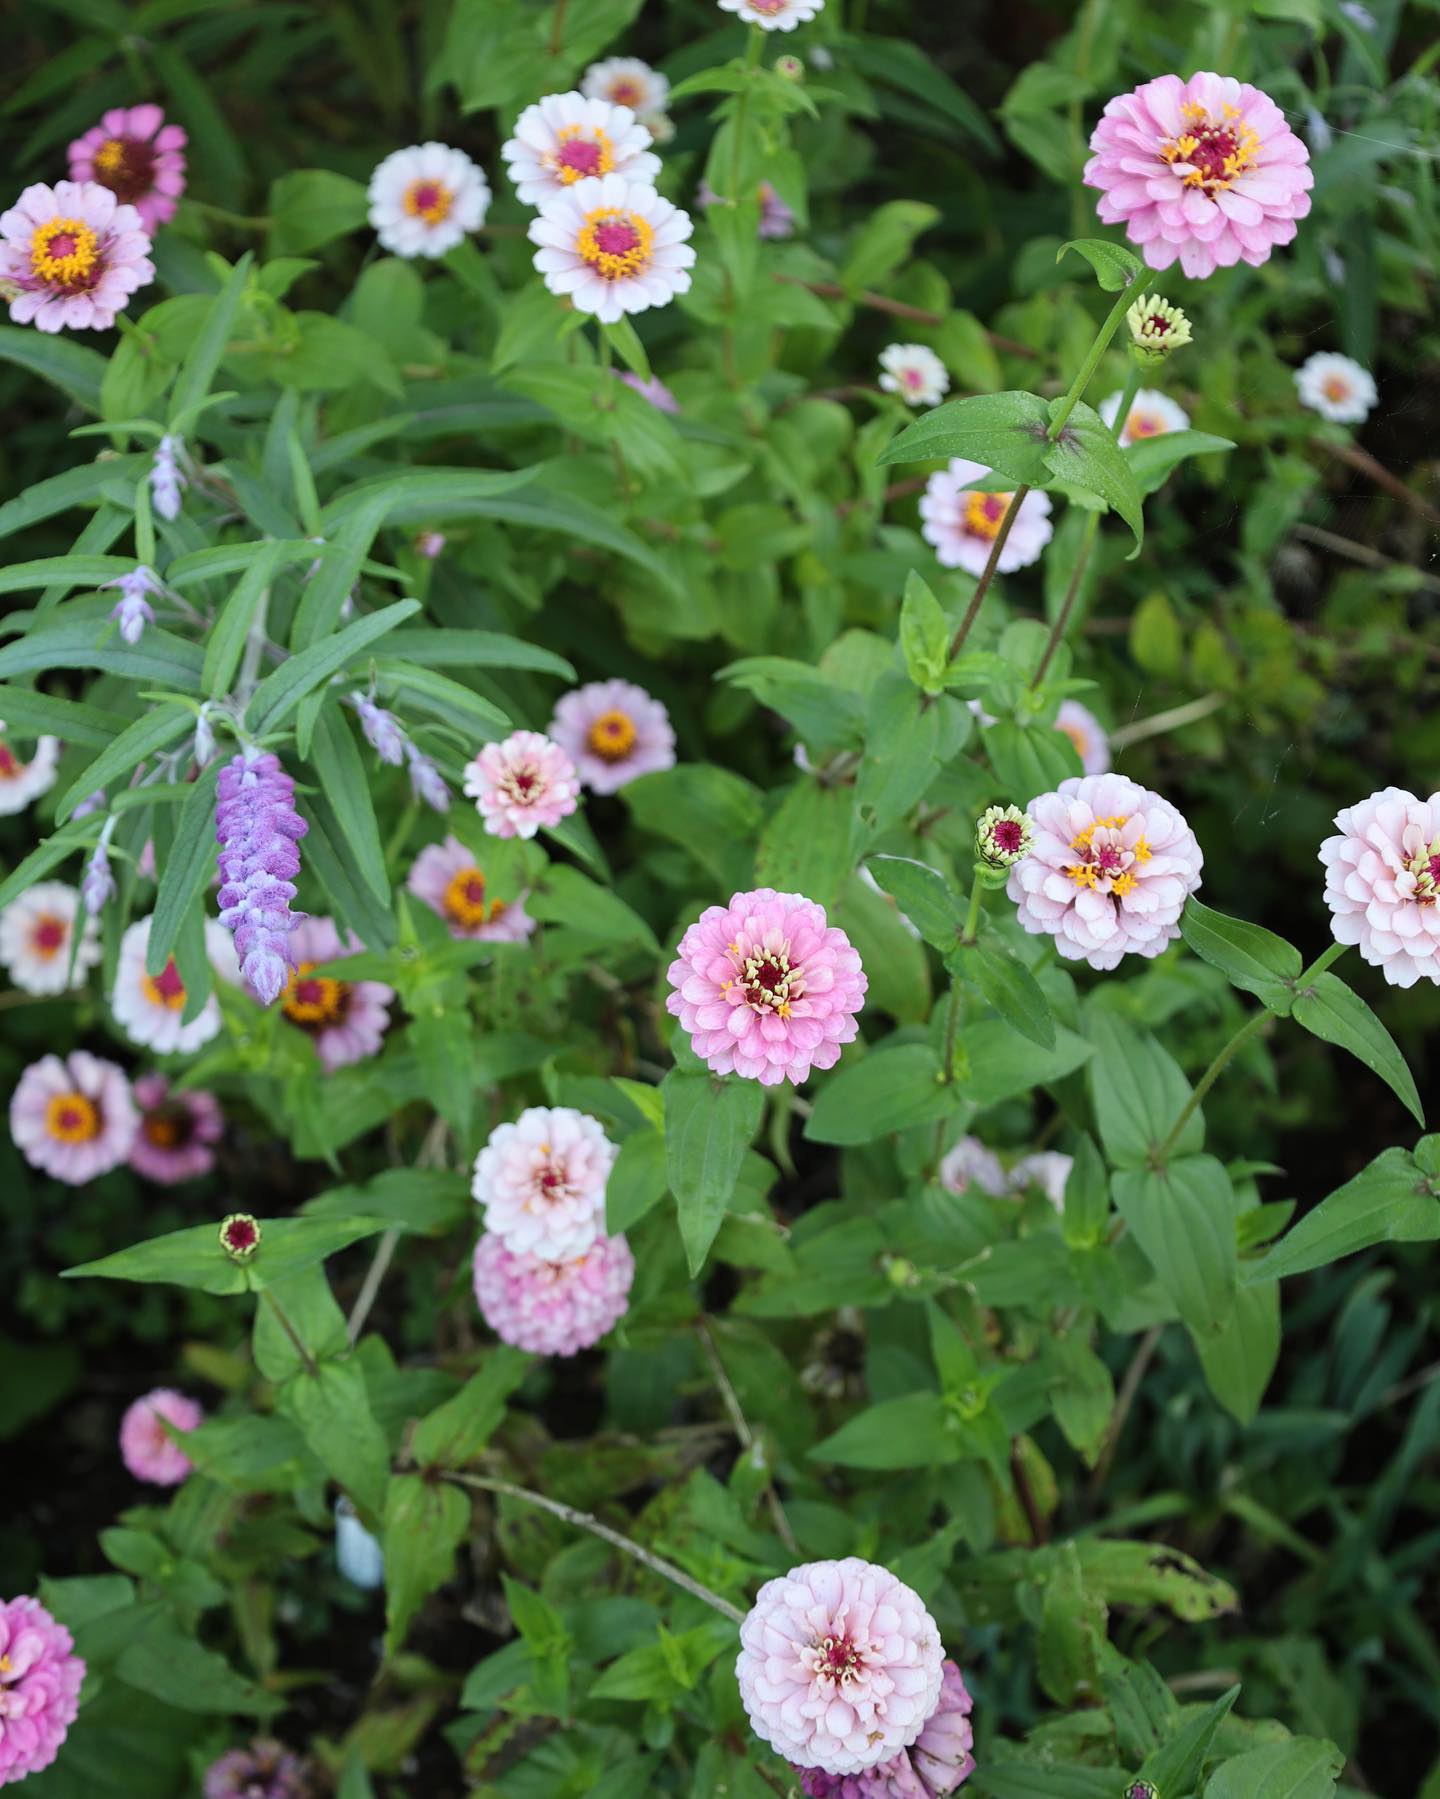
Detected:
left=1294, top=351, right=1377, bottom=425
left=367, top=143, right=490, bottom=259
left=528, top=172, right=695, bottom=324
left=502, top=92, right=661, bottom=209
left=111, top=915, right=237, bottom=1055
left=1098, top=387, right=1190, bottom=447
left=719, top=0, right=824, bottom=29
left=878, top=343, right=950, bottom=408
left=0, top=882, right=100, bottom=995
left=0, top=731, right=60, bottom=816
left=581, top=57, right=670, bottom=125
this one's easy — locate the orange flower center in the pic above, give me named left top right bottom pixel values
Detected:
left=1126, top=409, right=1168, bottom=439
left=442, top=867, right=506, bottom=929
left=586, top=709, right=637, bottom=761
left=142, top=959, right=187, bottom=1011
left=282, top=962, right=351, bottom=1028
left=46, top=1091, right=100, bottom=1143
left=403, top=179, right=454, bottom=224
left=1322, top=376, right=1350, bottom=402
left=0, top=742, right=19, bottom=779
left=608, top=79, right=644, bottom=107
left=963, top=490, right=1010, bottom=541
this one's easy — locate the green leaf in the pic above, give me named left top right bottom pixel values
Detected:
left=970, top=1766, right=1121, bottom=1798
left=146, top=763, right=221, bottom=975
left=1056, top=238, right=1145, bottom=292
left=303, top=791, right=399, bottom=950
left=382, top=1475, right=471, bottom=1656
left=754, top=779, right=858, bottom=911
left=606, top=1128, right=669, bottom=1234
left=811, top=1393, right=958, bottom=1469
left=267, top=169, right=370, bottom=257
left=527, top=864, right=658, bottom=953
left=842, top=200, right=941, bottom=293
left=170, top=253, right=253, bottom=426
left=805, top=1044, right=957, bottom=1145
left=201, top=542, right=289, bottom=699
left=115, top=1614, right=277, bottom=1715
left=0, top=454, right=146, bottom=545
left=1195, top=1278, right=1280, bottom=1426
left=898, top=568, right=951, bottom=693
left=1079, top=1541, right=1236, bottom=1620
left=1179, top=897, right=1302, bottom=1014
left=302, top=1167, right=471, bottom=1236
left=1045, top=1336, right=1115, bottom=1467
left=663, top=1071, right=765, bottom=1277
left=62, top=1215, right=390, bottom=1296
left=0, top=614, right=203, bottom=687
left=0, top=555, right=137, bottom=595
left=54, top=705, right=193, bottom=825
left=245, top=598, right=420, bottom=736
left=1203, top=1737, right=1344, bottom=1799
left=0, top=324, right=107, bottom=412
left=1087, top=1007, right=1203, bottom=1169
left=954, top=1018, right=1092, bottom=1108
left=280, top=1358, right=390, bottom=1514
left=291, top=489, right=393, bottom=650
left=877, top=390, right=1054, bottom=485
left=1126, top=428, right=1235, bottom=496
left=1060, top=1134, right=1110, bottom=1247
left=1044, top=398, right=1145, bottom=553
left=380, top=627, right=575, bottom=681
left=372, top=661, right=510, bottom=736
left=0, top=686, right=126, bottom=749
left=1292, top=970, right=1424, bottom=1125
left=841, top=34, right=999, bottom=152
left=865, top=855, right=964, bottom=950
left=968, top=943, right=1055, bottom=1049
left=0, top=818, right=95, bottom=912
left=1250, top=1144, right=1440, bottom=1283
left=1113, top=1156, right=1238, bottom=1337
left=412, top=1348, right=532, bottom=1470
left=983, top=717, right=1083, bottom=798
left=1138, top=1687, right=1239, bottom=1794
left=307, top=704, right=390, bottom=906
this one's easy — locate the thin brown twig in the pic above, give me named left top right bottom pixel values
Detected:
left=696, top=1320, right=798, bottom=1554
left=772, top=274, right=1039, bottom=356
left=1088, top=1325, right=1162, bottom=1499
left=1313, top=437, right=1440, bottom=528
left=1292, top=522, right=1440, bottom=592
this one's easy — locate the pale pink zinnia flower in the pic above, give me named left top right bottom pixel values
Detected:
left=1295, top=351, right=1376, bottom=424
left=1097, top=388, right=1189, bottom=447
left=736, top=1557, right=945, bottom=1775
left=110, top=915, right=236, bottom=1055
left=406, top=836, right=535, bottom=943
left=720, top=0, right=825, bottom=29
left=129, top=1073, right=224, bottom=1184
left=68, top=103, right=187, bottom=234
left=463, top=730, right=580, bottom=839
left=0, top=881, right=100, bottom=995
left=938, top=1136, right=1007, bottom=1198
left=1009, top=1151, right=1072, bottom=1211
left=0, top=732, right=59, bottom=815
left=1007, top=773, right=1203, bottom=971
left=796, top=1658, right=977, bottom=1796
left=119, top=1386, right=204, bottom=1485
left=528, top=173, right=694, bottom=324
left=279, top=916, right=394, bottom=1069
left=472, top=1229, right=635, bottom=1357
left=920, top=459, right=1053, bottom=577
left=473, top=1105, right=616, bottom=1261
left=547, top=678, right=676, bottom=795
left=1320, top=787, right=1440, bottom=988
left=501, top=92, right=660, bottom=207
left=0, top=179, right=153, bottom=332
left=10, top=1051, right=137, bottom=1184
left=1084, top=72, right=1312, bottom=279
left=666, top=888, right=867, bottom=1086
left=1054, top=699, right=1111, bottom=775
left=0, top=1595, right=85, bottom=1786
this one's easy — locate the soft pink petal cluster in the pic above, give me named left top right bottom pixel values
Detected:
left=1007, top=773, right=1203, bottom=971
left=547, top=678, right=676, bottom=795
left=464, top=730, right=580, bottom=839
left=1009, top=1151, right=1072, bottom=1211
left=0, top=180, right=153, bottom=333
left=528, top=172, right=694, bottom=324
left=1320, top=787, right=1440, bottom=988
left=920, top=461, right=1053, bottom=579
left=1084, top=72, right=1312, bottom=279
left=203, top=1739, right=313, bottom=1799
left=1054, top=699, right=1111, bottom=776
left=736, top=1558, right=945, bottom=1774
left=472, top=1228, right=635, bottom=1357
left=501, top=91, right=660, bottom=207
left=0, top=1595, right=85, bottom=1786
left=279, top=916, right=394, bottom=1070
left=938, top=1137, right=1008, bottom=1199
left=10, top=1051, right=137, bottom=1184
left=68, top=103, right=187, bottom=234
left=119, top=1387, right=204, bottom=1485
left=406, top=836, right=535, bottom=943
left=473, top=1106, right=616, bottom=1260
left=666, top=888, right=867, bottom=1086
left=797, top=1660, right=977, bottom=1797
left=129, top=1073, right=224, bottom=1184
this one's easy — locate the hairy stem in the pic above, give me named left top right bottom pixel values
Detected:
left=1033, top=509, right=1100, bottom=688
left=945, top=486, right=1030, bottom=659
left=1047, top=275, right=1152, bottom=442
left=696, top=1319, right=798, bottom=1554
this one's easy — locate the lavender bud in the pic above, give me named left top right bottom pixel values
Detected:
left=72, top=789, right=107, bottom=821
left=405, top=742, right=451, bottom=814
left=151, top=433, right=186, bottom=522
left=194, top=704, right=216, bottom=765
left=215, top=749, right=309, bottom=1007
left=349, top=692, right=407, bottom=766
left=82, top=840, right=116, bottom=915
left=104, top=565, right=164, bottom=646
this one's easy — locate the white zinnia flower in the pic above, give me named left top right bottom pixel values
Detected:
left=581, top=57, right=670, bottom=124
left=528, top=172, right=694, bottom=324
left=367, top=143, right=490, bottom=259
left=0, top=882, right=100, bottom=994
left=1294, top=351, right=1377, bottom=425
left=111, top=915, right=237, bottom=1055
left=0, top=731, right=60, bottom=815
left=920, top=458, right=1054, bottom=578
left=502, top=92, right=660, bottom=209
left=719, top=0, right=824, bottom=29
left=878, top=343, right=949, bottom=408
left=1098, top=387, right=1190, bottom=447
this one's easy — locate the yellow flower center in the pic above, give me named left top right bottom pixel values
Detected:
left=46, top=1091, right=100, bottom=1143
left=1066, top=816, right=1151, bottom=893
left=142, top=959, right=188, bottom=1011
left=31, top=217, right=99, bottom=286
left=576, top=206, right=653, bottom=280
left=1060, top=722, right=1088, bottom=758
left=1159, top=101, right=1260, bottom=194
left=1126, top=409, right=1168, bottom=439
left=282, top=962, right=351, bottom=1028
left=587, top=709, right=638, bottom=761
left=1322, top=376, right=1350, bottom=402
left=403, top=179, right=454, bottom=224
left=553, top=125, right=615, bottom=183
left=963, top=490, right=1010, bottom=541
left=94, top=138, right=127, bottom=175
left=442, top=866, right=506, bottom=929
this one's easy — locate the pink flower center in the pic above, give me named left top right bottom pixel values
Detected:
left=1065, top=814, right=1152, bottom=898
left=1126, top=410, right=1166, bottom=438
left=904, top=368, right=922, bottom=389
left=92, top=134, right=158, bottom=205
left=594, top=220, right=639, bottom=256
left=1404, top=838, right=1440, bottom=903
left=557, top=137, right=605, bottom=178
left=1160, top=102, right=1260, bottom=196
left=403, top=179, right=454, bottom=224
left=962, top=490, right=1010, bottom=541
left=814, top=1634, right=862, bottom=1680
left=222, top=1216, right=258, bottom=1253
left=609, top=80, right=643, bottom=107
left=993, top=819, right=1024, bottom=853
left=142, top=958, right=187, bottom=1010
left=0, top=743, right=17, bottom=777
left=31, top=915, right=67, bottom=957
left=750, top=0, right=788, bottom=12
left=726, top=941, right=804, bottom=1019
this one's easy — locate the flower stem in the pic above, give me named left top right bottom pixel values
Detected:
left=262, top=1288, right=318, bottom=1376
left=728, top=27, right=765, bottom=200
left=236, top=585, right=271, bottom=707
left=1032, top=509, right=1099, bottom=689
left=945, top=485, right=1031, bottom=659
left=696, top=1319, right=798, bottom=1554
left=446, top=1471, right=746, bottom=1625
left=1046, top=274, right=1152, bottom=443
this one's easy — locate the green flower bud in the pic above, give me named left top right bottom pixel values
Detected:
left=976, top=804, right=1033, bottom=870
left=1126, top=294, right=1191, bottom=366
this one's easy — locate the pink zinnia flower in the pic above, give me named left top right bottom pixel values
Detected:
left=736, top=1558, right=945, bottom=1775
left=1084, top=72, right=1312, bottom=279
left=129, top=1073, right=223, bottom=1184
left=278, top=916, right=393, bottom=1070
left=68, top=104, right=187, bottom=235
left=473, top=1106, right=616, bottom=1260
left=0, top=1595, right=85, bottom=1786
left=10, top=1051, right=137, bottom=1184
left=920, top=459, right=1053, bottom=578
left=938, top=1136, right=1007, bottom=1198
left=1320, top=787, right=1440, bottom=988
left=463, top=730, right=580, bottom=839
left=406, top=836, right=535, bottom=943
left=0, top=179, right=153, bottom=333
left=472, top=1229, right=635, bottom=1357
left=666, top=888, right=867, bottom=1086
left=796, top=1659, right=977, bottom=1797
left=547, top=678, right=676, bottom=795
left=1007, top=773, right=1203, bottom=971
left=119, top=1387, right=204, bottom=1485
left=1054, top=699, right=1111, bottom=775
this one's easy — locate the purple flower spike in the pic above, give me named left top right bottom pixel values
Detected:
left=81, top=839, right=116, bottom=915
left=105, top=565, right=164, bottom=645
left=405, top=741, right=451, bottom=813
left=151, top=433, right=186, bottom=521
left=349, top=692, right=407, bottom=767
left=215, top=750, right=309, bottom=1006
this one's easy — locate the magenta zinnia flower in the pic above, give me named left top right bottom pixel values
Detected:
left=463, top=730, right=580, bottom=839
left=547, top=678, right=676, bottom=795
left=0, top=179, right=153, bottom=333
left=472, top=1105, right=616, bottom=1261
left=278, top=916, right=394, bottom=1071
left=68, top=104, right=187, bottom=235
left=1084, top=72, right=1312, bottom=278
left=10, top=1052, right=137, bottom=1184
left=203, top=1740, right=313, bottom=1799
left=129, top=1073, right=223, bottom=1184
left=796, top=1659, right=977, bottom=1797
left=736, top=1558, right=945, bottom=1775
left=119, top=1387, right=204, bottom=1486
left=0, top=1595, right=85, bottom=1786
left=472, top=1229, right=635, bottom=1356
left=1007, top=773, right=1203, bottom=971
left=666, top=888, right=867, bottom=1086
left=215, top=750, right=308, bottom=1007
left=406, top=836, right=535, bottom=943
left=1320, top=787, right=1440, bottom=988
